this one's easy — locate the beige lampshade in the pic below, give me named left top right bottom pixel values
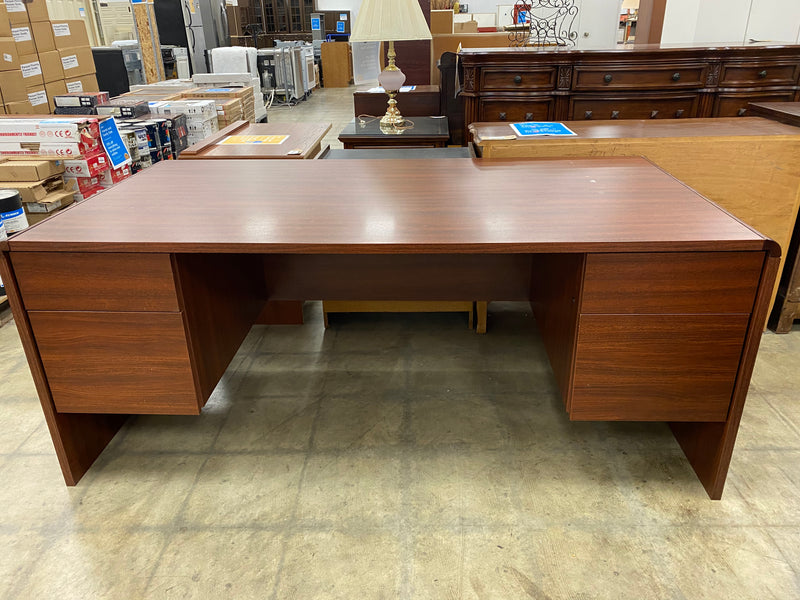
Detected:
left=350, top=0, right=432, bottom=42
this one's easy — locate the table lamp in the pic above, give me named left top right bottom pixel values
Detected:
left=350, top=0, right=432, bottom=131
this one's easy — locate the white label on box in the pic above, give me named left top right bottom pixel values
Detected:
left=12, top=27, right=32, bottom=42
left=21, top=61, right=43, bottom=78
left=3, top=54, right=12, bottom=63
left=27, top=198, right=63, bottom=213
left=52, top=23, right=71, bottom=37
left=28, top=91, right=48, bottom=106
left=66, top=80, right=84, bottom=93
left=61, top=55, right=79, bottom=70
left=5, top=0, right=26, bottom=13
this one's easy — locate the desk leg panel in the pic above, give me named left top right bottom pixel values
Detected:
left=671, top=249, right=780, bottom=499
left=0, top=251, right=127, bottom=486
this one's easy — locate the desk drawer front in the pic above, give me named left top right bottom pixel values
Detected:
left=582, top=252, right=762, bottom=314
left=569, top=94, right=699, bottom=120
left=719, top=62, right=800, bottom=87
left=12, top=252, right=179, bottom=312
left=479, top=98, right=554, bottom=122
left=571, top=314, right=748, bottom=421
left=480, top=68, right=557, bottom=91
left=572, top=64, right=708, bottom=91
left=713, top=91, right=797, bottom=117
left=29, top=311, right=199, bottom=415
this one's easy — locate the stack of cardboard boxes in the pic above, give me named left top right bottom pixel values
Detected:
left=180, top=86, right=255, bottom=124
left=0, top=157, right=76, bottom=224
left=0, top=0, right=98, bottom=114
left=149, top=98, right=219, bottom=146
left=213, top=98, right=245, bottom=129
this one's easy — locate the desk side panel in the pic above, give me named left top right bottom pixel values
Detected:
left=0, top=250, right=127, bottom=485
left=174, top=253, right=264, bottom=403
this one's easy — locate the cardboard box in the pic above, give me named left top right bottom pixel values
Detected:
left=63, top=149, right=108, bottom=177
left=0, top=36, right=20, bottom=72
left=0, top=69, right=26, bottom=101
left=25, top=83, right=49, bottom=112
left=9, top=174, right=63, bottom=202
left=0, top=158, right=64, bottom=180
left=4, top=0, right=29, bottom=26
left=18, top=53, right=43, bottom=86
left=24, top=0, right=50, bottom=24
left=64, top=173, right=99, bottom=193
left=59, top=47, right=94, bottom=78
left=44, top=78, right=66, bottom=111
left=182, top=86, right=252, bottom=101
left=0, top=4, right=12, bottom=37
left=23, top=187, right=74, bottom=213
left=38, top=49, right=62, bottom=82
left=11, top=24, right=34, bottom=55
left=30, top=20, right=55, bottom=53
left=99, top=164, right=131, bottom=187
left=51, top=20, right=89, bottom=50
left=64, top=73, right=99, bottom=93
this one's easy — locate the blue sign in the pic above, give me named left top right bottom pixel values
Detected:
left=336, top=21, right=345, bottom=33
left=99, top=118, right=132, bottom=169
left=516, top=10, right=527, bottom=24
left=311, top=17, right=321, bottom=31
left=510, top=122, right=577, bottom=137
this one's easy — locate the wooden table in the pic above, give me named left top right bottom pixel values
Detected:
left=338, top=117, right=449, bottom=149
left=470, top=117, right=800, bottom=319
left=0, top=157, right=779, bottom=499
left=353, top=85, right=440, bottom=118
left=179, top=120, right=331, bottom=160
left=749, top=102, right=800, bottom=332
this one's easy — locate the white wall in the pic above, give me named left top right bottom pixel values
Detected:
left=663, top=0, right=800, bottom=44
left=316, top=0, right=362, bottom=25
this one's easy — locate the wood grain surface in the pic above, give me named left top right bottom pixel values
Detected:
left=749, top=101, right=800, bottom=127
left=179, top=121, right=332, bottom=159
left=12, top=252, right=179, bottom=312
left=582, top=252, right=762, bottom=314
left=8, top=158, right=770, bottom=254
left=29, top=311, right=200, bottom=415
left=571, top=314, right=750, bottom=422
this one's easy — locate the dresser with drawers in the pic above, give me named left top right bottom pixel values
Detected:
left=458, top=44, right=800, bottom=140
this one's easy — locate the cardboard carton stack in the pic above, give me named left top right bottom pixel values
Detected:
left=180, top=86, right=255, bottom=124
left=0, top=157, right=76, bottom=224
left=214, top=98, right=244, bottom=128
left=149, top=99, right=218, bottom=146
left=0, top=0, right=99, bottom=114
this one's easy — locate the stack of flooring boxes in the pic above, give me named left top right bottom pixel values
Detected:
left=0, top=0, right=98, bottom=114
left=0, top=157, right=76, bottom=224
left=180, top=86, right=255, bottom=124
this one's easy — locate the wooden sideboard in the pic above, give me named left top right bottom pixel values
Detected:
left=458, top=44, right=800, bottom=142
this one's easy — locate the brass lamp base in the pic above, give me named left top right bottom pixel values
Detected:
left=379, top=93, right=405, bottom=134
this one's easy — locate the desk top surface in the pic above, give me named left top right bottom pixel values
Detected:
left=748, top=102, right=800, bottom=127
left=7, top=157, right=771, bottom=254
left=338, top=117, right=449, bottom=140
left=470, top=118, right=800, bottom=143
left=179, top=122, right=331, bottom=159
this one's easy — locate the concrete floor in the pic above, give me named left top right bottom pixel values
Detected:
left=1, top=88, right=799, bottom=599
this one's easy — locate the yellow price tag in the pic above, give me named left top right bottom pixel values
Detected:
left=218, top=135, right=289, bottom=145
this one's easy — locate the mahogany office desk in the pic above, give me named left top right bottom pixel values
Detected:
left=0, top=158, right=779, bottom=499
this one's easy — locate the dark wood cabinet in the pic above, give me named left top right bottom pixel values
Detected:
left=459, top=44, right=800, bottom=141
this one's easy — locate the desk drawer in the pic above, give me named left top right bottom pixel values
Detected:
left=713, top=91, right=797, bottom=117
left=12, top=252, right=179, bottom=312
left=719, top=62, right=800, bottom=87
left=571, top=314, right=748, bottom=421
left=29, top=311, right=199, bottom=414
left=582, top=252, right=762, bottom=314
left=573, top=64, right=708, bottom=91
left=480, top=68, right=557, bottom=91
left=479, top=98, right=554, bottom=122
left=569, top=93, right=699, bottom=120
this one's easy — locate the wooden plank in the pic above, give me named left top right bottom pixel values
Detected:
left=321, top=42, right=352, bottom=87
left=29, top=311, right=199, bottom=415
left=572, top=313, right=750, bottom=422
left=12, top=252, right=179, bottom=312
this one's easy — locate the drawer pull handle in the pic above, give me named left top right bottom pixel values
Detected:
left=499, top=112, right=507, bottom=121
left=513, top=75, right=522, bottom=84
left=524, top=112, right=533, bottom=121
left=672, top=72, right=681, bottom=81
left=611, top=110, right=620, bottom=119
left=675, top=109, right=685, bottom=118
left=650, top=110, right=659, bottom=119
left=584, top=110, right=593, bottom=119
left=603, top=74, right=613, bottom=83
left=758, top=69, right=768, bottom=78
left=737, top=108, right=747, bottom=117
